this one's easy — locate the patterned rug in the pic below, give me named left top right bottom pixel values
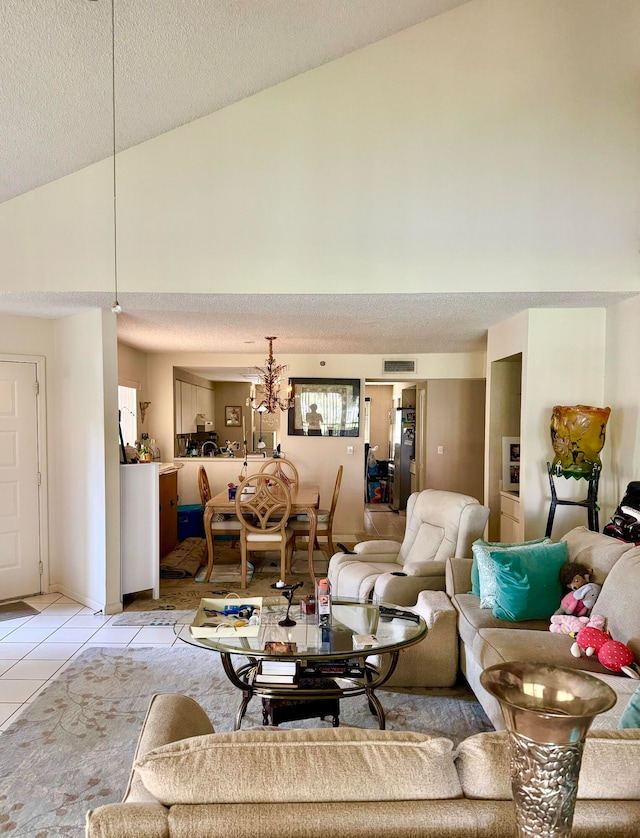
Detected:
left=123, top=547, right=330, bottom=611
left=0, top=646, right=493, bottom=836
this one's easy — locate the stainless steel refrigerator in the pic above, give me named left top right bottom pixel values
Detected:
left=389, top=408, right=415, bottom=511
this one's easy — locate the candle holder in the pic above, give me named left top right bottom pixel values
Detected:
left=271, top=581, right=304, bottom=627
left=480, top=662, right=616, bottom=838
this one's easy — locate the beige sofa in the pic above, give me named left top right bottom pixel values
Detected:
left=86, top=693, right=640, bottom=837
left=446, top=526, right=640, bottom=729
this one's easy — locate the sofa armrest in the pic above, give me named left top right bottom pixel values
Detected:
left=86, top=803, right=168, bottom=838
left=354, top=540, right=402, bottom=556
left=124, top=693, right=214, bottom=804
left=446, top=557, right=473, bottom=597
left=368, top=591, right=458, bottom=687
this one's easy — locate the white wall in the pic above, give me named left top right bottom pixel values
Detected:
left=1, top=0, right=638, bottom=298
left=486, top=308, right=609, bottom=540
left=603, top=296, right=640, bottom=520
left=147, top=350, right=484, bottom=536
left=50, top=310, right=120, bottom=613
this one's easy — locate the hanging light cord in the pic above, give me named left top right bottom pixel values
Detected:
left=110, top=0, right=121, bottom=314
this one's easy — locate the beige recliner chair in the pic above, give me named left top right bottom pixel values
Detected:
left=328, top=489, right=489, bottom=607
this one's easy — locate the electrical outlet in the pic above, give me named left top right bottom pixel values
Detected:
left=437, top=445, right=444, bottom=455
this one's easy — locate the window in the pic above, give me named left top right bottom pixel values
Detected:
left=118, top=386, right=138, bottom=447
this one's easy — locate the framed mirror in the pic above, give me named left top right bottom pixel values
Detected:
left=288, top=378, right=360, bottom=437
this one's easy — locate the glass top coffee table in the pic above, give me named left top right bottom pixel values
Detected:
left=175, top=597, right=427, bottom=730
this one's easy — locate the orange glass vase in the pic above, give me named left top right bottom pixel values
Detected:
left=550, top=405, right=611, bottom=479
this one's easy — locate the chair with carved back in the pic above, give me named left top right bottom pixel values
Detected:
left=258, top=458, right=299, bottom=491
left=197, top=466, right=241, bottom=581
left=235, top=473, right=294, bottom=588
left=289, top=465, right=343, bottom=558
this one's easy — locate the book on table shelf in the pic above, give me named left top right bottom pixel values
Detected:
left=260, top=660, right=298, bottom=676
left=299, top=659, right=365, bottom=678
left=255, top=673, right=298, bottom=685
left=255, top=660, right=300, bottom=685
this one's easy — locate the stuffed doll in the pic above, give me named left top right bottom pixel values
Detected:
left=570, top=626, right=640, bottom=679
left=555, top=562, right=601, bottom=617
left=548, top=613, right=606, bottom=635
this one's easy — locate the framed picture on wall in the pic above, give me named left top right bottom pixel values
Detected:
left=502, top=436, right=520, bottom=491
left=225, top=406, right=242, bottom=427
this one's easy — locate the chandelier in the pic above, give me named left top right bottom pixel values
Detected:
left=252, top=337, right=294, bottom=413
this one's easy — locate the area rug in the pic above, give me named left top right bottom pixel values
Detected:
left=112, top=609, right=195, bottom=626
left=0, top=646, right=493, bottom=836
left=0, top=600, right=39, bottom=622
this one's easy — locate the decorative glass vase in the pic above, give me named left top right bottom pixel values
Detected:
left=480, top=662, right=616, bottom=838
left=550, top=405, right=611, bottom=478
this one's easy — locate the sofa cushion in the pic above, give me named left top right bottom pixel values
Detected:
left=472, top=628, right=613, bottom=676
left=456, top=729, right=640, bottom=800
left=561, top=527, right=634, bottom=584
left=452, top=594, right=547, bottom=649
left=591, top=548, right=640, bottom=657
left=490, top=541, right=567, bottom=622
left=471, top=538, right=549, bottom=600
left=135, top=727, right=463, bottom=806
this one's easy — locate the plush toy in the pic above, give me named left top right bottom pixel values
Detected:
left=570, top=626, right=640, bottom=679
left=548, top=613, right=606, bottom=635
left=555, top=562, right=601, bottom=617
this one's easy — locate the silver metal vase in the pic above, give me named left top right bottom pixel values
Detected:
left=480, top=662, right=616, bottom=838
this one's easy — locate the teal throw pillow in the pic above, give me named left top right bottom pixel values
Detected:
left=472, top=538, right=550, bottom=609
left=490, top=541, right=568, bottom=622
left=619, top=684, right=640, bottom=729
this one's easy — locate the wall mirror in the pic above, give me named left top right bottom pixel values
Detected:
left=288, top=378, right=360, bottom=437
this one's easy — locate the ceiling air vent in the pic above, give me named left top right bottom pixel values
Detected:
left=382, top=359, right=416, bottom=374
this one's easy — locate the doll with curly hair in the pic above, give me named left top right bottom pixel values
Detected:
left=555, top=561, right=601, bottom=617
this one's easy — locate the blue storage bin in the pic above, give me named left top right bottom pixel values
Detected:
left=177, top=504, right=205, bottom=541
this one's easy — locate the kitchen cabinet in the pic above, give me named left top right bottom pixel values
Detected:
left=500, top=490, right=522, bottom=542
left=159, top=470, right=179, bottom=558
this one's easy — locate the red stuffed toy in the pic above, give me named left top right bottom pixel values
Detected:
left=570, top=626, right=640, bottom=679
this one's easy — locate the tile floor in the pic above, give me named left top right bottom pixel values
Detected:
left=0, top=508, right=406, bottom=732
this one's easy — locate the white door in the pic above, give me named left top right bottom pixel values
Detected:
left=0, top=361, right=41, bottom=600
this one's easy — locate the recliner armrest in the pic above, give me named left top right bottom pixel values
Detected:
left=353, top=540, right=402, bottom=556
left=446, top=557, right=473, bottom=597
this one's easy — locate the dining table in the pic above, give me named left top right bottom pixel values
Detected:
left=203, top=485, right=319, bottom=585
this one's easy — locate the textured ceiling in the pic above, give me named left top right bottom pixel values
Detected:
left=2, top=1, right=636, bottom=356
left=1, top=290, right=636, bottom=355
left=1, top=0, right=472, bottom=204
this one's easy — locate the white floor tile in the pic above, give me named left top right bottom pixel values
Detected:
left=0, top=679, right=45, bottom=703
left=21, top=613, right=72, bottom=628
left=0, top=625, right=57, bottom=643
left=24, top=642, right=84, bottom=660
left=128, top=626, right=177, bottom=644
left=0, top=659, right=67, bottom=680
left=80, top=641, right=128, bottom=649
left=0, top=642, right=39, bottom=658
left=0, top=619, right=32, bottom=640
left=23, top=594, right=62, bottom=606
left=44, top=626, right=100, bottom=643
left=39, top=604, right=84, bottom=616
left=86, top=627, right=141, bottom=644
left=0, top=703, right=22, bottom=728
left=0, top=660, right=19, bottom=676
left=63, top=614, right=112, bottom=628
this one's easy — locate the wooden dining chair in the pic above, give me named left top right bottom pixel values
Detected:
left=235, top=473, right=294, bottom=588
left=289, top=465, right=343, bottom=557
left=258, top=457, right=299, bottom=490
left=197, top=466, right=241, bottom=581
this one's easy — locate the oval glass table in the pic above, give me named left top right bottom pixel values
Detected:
left=174, top=597, right=427, bottom=730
